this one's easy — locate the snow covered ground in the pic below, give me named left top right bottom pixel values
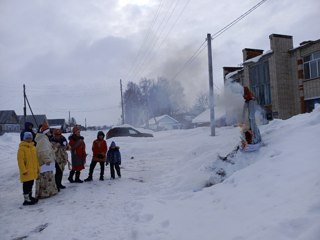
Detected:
left=1, top=106, right=320, bottom=240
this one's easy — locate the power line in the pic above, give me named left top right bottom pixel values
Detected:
left=169, top=0, right=269, bottom=88
left=130, top=0, right=180, bottom=82
left=171, top=40, right=207, bottom=81
left=124, top=0, right=165, bottom=82
left=211, top=0, right=268, bottom=40
left=139, top=0, right=192, bottom=78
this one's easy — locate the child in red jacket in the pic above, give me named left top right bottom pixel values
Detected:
left=84, top=131, right=108, bottom=181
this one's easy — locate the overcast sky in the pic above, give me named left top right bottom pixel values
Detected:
left=1, top=0, right=319, bottom=126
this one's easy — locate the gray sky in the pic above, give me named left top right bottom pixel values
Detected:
left=1, top=0, right=319, bottom=126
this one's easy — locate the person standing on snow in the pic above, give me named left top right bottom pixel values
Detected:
left=51, top=128, right=70, bottom=190
left=34, top=121, right=58, bottom=199
left=20, top=122, right=36, bottom=142
left=84, top=131, right=108, bottom=182
left=68, top=126, right=86, bottom=183
left=17, top=132, right=40, bottom=205
left=107, top=141, right=121, bottom=179
left=242, top=86, right=262, bottom=144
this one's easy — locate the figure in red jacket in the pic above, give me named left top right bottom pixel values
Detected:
left=84, top=131, right=108, bottom=181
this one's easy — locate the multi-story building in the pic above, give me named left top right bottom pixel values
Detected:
left=224, top=34, right=320, bottom=120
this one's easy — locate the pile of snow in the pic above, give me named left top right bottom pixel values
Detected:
left=0, top=106, right=320, bottom=240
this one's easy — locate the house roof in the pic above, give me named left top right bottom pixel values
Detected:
left=243, top=50, right=273, bottom=65
left=148, top=115, right=180, bottom=125
left=18, top=114, right=47, bottom=128
left=0, top=110, right=19, bottom=124
left=48, top=119, right=66, bottom=126
left=192, top=106, right=226, bottom=124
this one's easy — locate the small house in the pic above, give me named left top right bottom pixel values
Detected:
left=148, top=115, right=181, bottom=131
left=18, top=114, right=47, bottom=131
left=48, top=119, right=67, bottom=132
left=192, top=106, right=226, bottom=128
left=0, top=110, right=20, bottom=133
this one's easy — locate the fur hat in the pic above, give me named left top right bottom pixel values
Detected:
left=40, top=121, right=50, bottom=134
left=97, top=131, right=105, bottom=138
left=53, top=128, right=62, bottom=136
left=72, top=126, right=80, bottom=134
left=23, top=132, right=33, bottom=140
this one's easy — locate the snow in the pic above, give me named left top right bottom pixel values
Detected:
left=192, top=106, right=226, bottom=124
left=1, top=106, right=320, bottom=240
left=243, top=50, right=273, bottom=64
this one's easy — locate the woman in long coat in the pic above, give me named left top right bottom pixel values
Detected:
left=35, top=122, right=58, bottom=199
left=51, top=128, right=70, bottom=190
left=68, top=126, right=86, bottom=183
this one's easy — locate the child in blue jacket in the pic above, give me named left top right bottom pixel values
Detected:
left=107, top=141, right=121, bottom=179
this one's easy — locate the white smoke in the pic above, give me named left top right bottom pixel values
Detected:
left=222, top=78, right=244, bottom=126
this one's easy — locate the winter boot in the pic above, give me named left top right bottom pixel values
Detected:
left=84, top=176, right=93, bottom=182
left=75, top=171, right=83, bottom=183
left=29, top=192, right=38, bottom=203
left=99, top=175, right=104, bottom=181
left=23, top=194, right=36, bottom=206
left=68, top=170, right=75, bottom=183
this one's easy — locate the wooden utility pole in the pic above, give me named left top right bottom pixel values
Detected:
left=23, top=84, right=27, bottom=124
left=120, top=79, right=125, bottom=124
left=207, top=33, right=215, bottom=136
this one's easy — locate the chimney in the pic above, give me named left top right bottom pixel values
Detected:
left=242, top=48, right=264, bottom=62
left=269, top=34, right=293, bottom=52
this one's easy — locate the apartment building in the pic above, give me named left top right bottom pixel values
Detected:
left=224, top=34, right=320, bottom=120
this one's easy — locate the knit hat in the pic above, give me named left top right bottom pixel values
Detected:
left=23, top=132, right=33, bottom=140
left=72, top=126, right=80, bottom=134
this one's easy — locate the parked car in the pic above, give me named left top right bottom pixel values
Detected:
left=106, top=126, right=153, bottom=139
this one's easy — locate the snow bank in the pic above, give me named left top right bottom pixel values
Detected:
left=0, top=108, right=320, bottom=240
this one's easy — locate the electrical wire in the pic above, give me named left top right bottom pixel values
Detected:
left=169, top=0, right=269, bottom=88
left=130, top=0, right=180, bottom=82
left=124, top=0, right=165, bottom=81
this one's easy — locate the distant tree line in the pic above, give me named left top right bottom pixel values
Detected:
left=123, top=78, right=210, bottom=127
left=123, top=78, right=187, bottom=126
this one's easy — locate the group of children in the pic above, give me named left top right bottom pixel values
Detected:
left=17, top=123, right=122, bottom=206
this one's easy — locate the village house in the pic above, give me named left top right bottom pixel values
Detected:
left=0, top=110, right=20, bottom=133
left=147, top=115, right=181, bottom=131
left=48, top=119, right=68, bottom=132
left=18, top=114, right=47, bottom=131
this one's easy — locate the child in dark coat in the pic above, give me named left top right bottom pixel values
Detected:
left=107, top=141, right=121, bottom=179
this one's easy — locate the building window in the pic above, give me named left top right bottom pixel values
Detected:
left=304, top=51, right=320, bottom=80
left=249, top=61, right=271, bottom=105
left=305, top=98, right=320, bottom=112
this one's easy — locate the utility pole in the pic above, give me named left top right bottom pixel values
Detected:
left=207, top=33, right=215, bottom=136
left=120, top=79, right=125, bottom=124
left=23, top=84, right=27, bottom=125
